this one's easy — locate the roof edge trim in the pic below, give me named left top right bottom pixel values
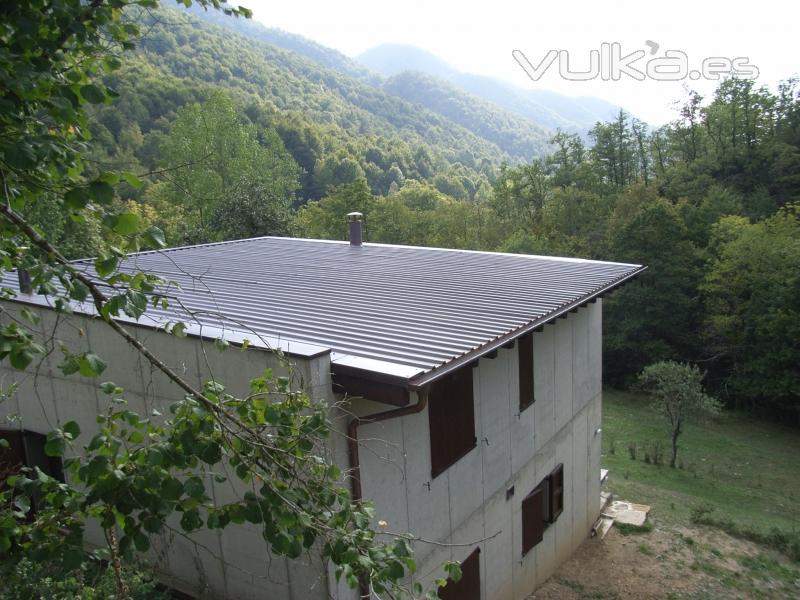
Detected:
left=0, top=295, right=331, bottom=360
left=406, top=264, right=648, bottom=390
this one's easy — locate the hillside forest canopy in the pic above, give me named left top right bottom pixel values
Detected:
left=45, top=4, right=799, bottom=421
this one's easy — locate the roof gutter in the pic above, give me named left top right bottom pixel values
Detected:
left=407, top=264, right=648, bottom=390
left=346, top=387, right=429, bottom=503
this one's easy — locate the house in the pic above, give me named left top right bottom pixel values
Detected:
left=0, top=215, right=644, bottom=599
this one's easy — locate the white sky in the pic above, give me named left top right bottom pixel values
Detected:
left=239, top=0, right=797, bottom=125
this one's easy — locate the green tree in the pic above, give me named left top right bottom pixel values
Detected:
left=604, top=188, right=702, bottom=382
left=158, top=92, right=299, bottom=243
left=701, top=206, right=800, bottom=417
left=638, top=361, right=721, bottom=468
left=491, top=162, right=550, bottom=229
left=296, top=178, right=375, bottom=240
left=590, top=110, right=637, bottom=188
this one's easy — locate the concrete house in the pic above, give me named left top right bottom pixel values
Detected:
left=0, top=217, right=644, bottom=600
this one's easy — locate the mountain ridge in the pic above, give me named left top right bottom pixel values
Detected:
left=358, top=43, right=625, bottom=135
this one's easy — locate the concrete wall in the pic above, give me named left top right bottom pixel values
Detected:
left=1, top=298, right=605, bottom=600
left=0, top=304, right=335, bottom=600
left=349, top=301, right=604, bottom=600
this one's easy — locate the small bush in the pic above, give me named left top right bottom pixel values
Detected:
left=638, top=543, right=655, bottom=556
left=649, top=440, right=664, bottom=465
left=640, top=440, right=663, bottom=465
left=0, top=558, right=168, bottom=600
left=615, top=521, right=654, bottom=536
left=628, top=442, right=638, bottom=461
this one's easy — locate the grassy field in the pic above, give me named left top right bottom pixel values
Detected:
left=601, top=389, right=800, bottom=535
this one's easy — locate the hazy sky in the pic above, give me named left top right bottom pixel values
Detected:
left=237, top=0, right=797, bottom=126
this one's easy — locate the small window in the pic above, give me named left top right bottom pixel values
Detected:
left=438, top=547, right=480, bottom=600
left=548, top=463, right=564, bottom=523
left=518, top=333, right=534, bottom=411
left=1, top=429, right=63, bottom=484
left=428, top=367, right=477, bottom=478
left=1, top=429, right=64, bottom=513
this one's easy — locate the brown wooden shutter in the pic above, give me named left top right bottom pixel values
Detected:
left=518, top=333, right=534, bottom=411
left=0, top=430, right=25, bottom=487
left=548, top=463, right=564, bottom=523
left=0, top=429, right=64, bottom=485
left=438, top=547, right=480, bottom=600
left=521, top=484, right=545, bottom=555
left=429, top=367, right=476, bottom=478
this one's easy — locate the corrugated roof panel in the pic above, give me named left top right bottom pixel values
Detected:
left=10, top=237, right=644, bottom=381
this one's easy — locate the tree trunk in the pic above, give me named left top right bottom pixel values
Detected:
left=670, top=424, right=681, bottom=468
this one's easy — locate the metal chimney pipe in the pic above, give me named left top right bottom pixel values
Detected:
left=347, top=212, right=363, bottom=246
left=18, top=269, right=32, bottom=294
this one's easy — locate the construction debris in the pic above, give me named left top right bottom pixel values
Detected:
left=602, top=500, right=651, bottom=527
left=592, top=480, right=651, bottom=538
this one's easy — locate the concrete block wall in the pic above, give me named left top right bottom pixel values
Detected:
left=0, top=304, right=335, bottom=600
left=352, top=301, right=604, bottom=599
left=1, top=297, right=606, bottom=600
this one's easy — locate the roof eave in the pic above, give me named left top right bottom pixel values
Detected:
left=406, top=264, right=648, bottom=390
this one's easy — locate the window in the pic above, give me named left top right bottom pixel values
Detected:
left=1, top=429, right=63, bottom=483
left=438, top=547, right=480, bottom=600
left=521, top=463, right=565, bottom=555
left=548, top=463, right=564, bottom=523
left=428, top=367, right=476, bottom=478
left=1, top=429, right=64, bottom=512
left=518, top=333, right=534, bottom=411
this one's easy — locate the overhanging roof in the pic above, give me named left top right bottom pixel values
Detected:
left=4, top=237, right=645, bottom=388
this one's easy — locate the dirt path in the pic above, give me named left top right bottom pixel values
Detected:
left=528, top=523, right=800, bottom=600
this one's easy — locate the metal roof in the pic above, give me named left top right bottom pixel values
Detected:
left=7, top=237, right=645, bottom=386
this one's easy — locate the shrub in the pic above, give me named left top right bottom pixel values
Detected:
left=628, top=441, right=638, bottom=461
left=0, top=558, right=168, bottom=600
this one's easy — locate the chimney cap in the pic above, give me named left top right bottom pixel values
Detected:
left=346, top=211, right=363, bottom=222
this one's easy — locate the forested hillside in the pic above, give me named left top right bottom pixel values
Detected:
left=358, top=43, right=623, bottom=134
left=182, top=9, right=555, bottom=158
left=19, top=3, right=800, bottom=421
left=85, top=4, right=519, bottom=209
left=297, top=80, right=800, bottom=421
left=383, top=71, right=551, bottom=159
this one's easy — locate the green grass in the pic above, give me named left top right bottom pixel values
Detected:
left=602, top=389, right=800, bottom=534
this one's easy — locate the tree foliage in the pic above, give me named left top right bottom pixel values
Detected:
left=155, top=91, right=298, bottom=243
left=702, top=206, right=800, bottom=417
left=638, top=361, right=721, bottom=468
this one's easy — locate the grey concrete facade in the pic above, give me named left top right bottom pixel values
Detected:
left=0, top=303, right=334, bottom=600
left=337, top=300, right=604, bottom=599
left=1, top=299, right=604, bottom=600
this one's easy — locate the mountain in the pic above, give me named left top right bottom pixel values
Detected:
left=185, top=5, right=380, bottom=85
left=355, top=43, right=455, bottom=80
left=358, top=44, right=624, bottom=135
left=183, top=9, right=552, bottom=160
left=383, top=71, right=551, bottom=160
left=90, top=5, right=556, bottom=207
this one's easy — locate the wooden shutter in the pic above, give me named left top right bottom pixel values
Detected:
left=0, top=430, right=25, bottom=487
left=0, top=429, right=64, bottom=484
left=518, top=333, right=534, bottom=411
left=438, top=547, right=480, bottom=600
left=548, top=463, right=564, bottom=523
left=429, top=367, right=476, bottom=478
left=521, top=484, right=545, bottom=555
